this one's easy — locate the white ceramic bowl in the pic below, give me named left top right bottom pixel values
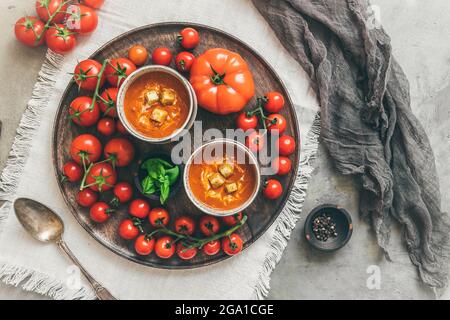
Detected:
left=183, top=139, right=261, bottom=217
left=117, top=65, right=197, bottom=144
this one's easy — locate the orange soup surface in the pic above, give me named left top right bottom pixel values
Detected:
left=124, top=71, right=189, bottom=138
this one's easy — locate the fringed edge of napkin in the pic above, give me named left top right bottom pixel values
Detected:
left=253, top=114, right=321, bottom=299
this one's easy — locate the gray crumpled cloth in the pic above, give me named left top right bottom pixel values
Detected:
left=253, top=0, right=450, bottom=295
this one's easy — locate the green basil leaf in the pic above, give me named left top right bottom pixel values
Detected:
left=165, top=166, right=180, bottom=185
left=159, top=176, right=170, bottom=204
left=141, top=176, right=156, bottom=195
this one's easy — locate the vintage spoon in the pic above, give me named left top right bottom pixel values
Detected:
left=14, top=198, right=117, bottom=300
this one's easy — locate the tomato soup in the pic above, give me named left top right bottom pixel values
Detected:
left=124, top=71, right=190, bottom=138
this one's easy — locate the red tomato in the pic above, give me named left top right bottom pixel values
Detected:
left=175, top=51, right=195, bottom=72
left=265, top=114, right=287, bottom=134
left=97, top=118, right=116, bottom=136
left=89, top=202, right=113, bottom=223
left=73, top=59, right=105, bottom=91
left=178, top=27, right=200, bottom=49
left=62, top=161, right=83, bottom=182
left=105, top=58, right=137, bottom=87
left=81, top=0, right=104, bottom=9
left=176, top=243, right=198, bottom=260
left=14, top=16, right=45, bottom=47
left=199, top=216, right=220, bottom=236
left=222, top=233, right=243, bottom=256
left=45, top=24, right=76, bottom=54
left=113, top=182, right=133, bottom=203
left=222, top=212, right=243, bottom=227
left=134, top=235, right=155, bottom=256
left=263, top=179, right=283, bottom=200
left=98, top=87, right=118, bottom=118
left=129, top=199, right=150, bottom=219
left=104, top=138, right=135, bottom=167
left=155, top=236, right=175, bottom=259
left=152, top=47, right=172, bottom=66
left=35, top=0, right=67, bottom=23
left=236, top=112, right=258, bottom=131
left=149, top=208, right=170, bottom=227
left=66, top=4, right=98, bottom=35
left=85, top=163, right=117, bottom=192
left=174, top=216, right=195, bottom=235
left=202, top=240, right=221, bottom=256
left=277, top=135, right=296, bottom=156
left=118, top=219, right=141, bottom=240
left=70, top=134, right=102, bottom=164
left=271, top=156, right=292, bottom=176
left=69, top=96, right=100, bottom=127
left=128, top=44, right=148, bottom=66
left=264, top=92, right=285, bottom=113
left=116, top=119, right=128, bottom=135
left=76, top=189, right=98, bottom=207
left=246, top=131, right=265, bottom=153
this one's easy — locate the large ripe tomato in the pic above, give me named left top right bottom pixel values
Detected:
left=263, top=179, right=283, bottom=200
left=176, top=243, right=198, bottom=260
left=113, top=182, right=133, bottom=203
left=81, top=0, right=104, bottom=9
left=62, top=161, right=83, bottom=183
left=222, top=233, right=243, bottom=256
left=14, top=16, right=45, bottom=47
left=69, top=96, right=100, bottom=127
left=85, top=163, right=117, bottom=192
left=76, top=189, right=98, bottom=207
left=174, top=216, right=195, bottom=235
left=178, top=27, right=200, bottom=49
left=128, top=45, right=148, bottom=66
left=236, top=112, right=258, bottom=131
left=149, top=208, right=170, bottom=227
left=105, top=58, right=137, bottom=87
left=190, top=48, right=255, bottom=115
left=271, top=156, right=292, bottom=176
left=118, top=219, right=141, bottom=240
left=66, top=4, right=98, bottom=35
left=152, top=47, right=172, bottom=66
left=73, top=59, right=105, bottom=91
left=175, top=51, right=195, bottom=72
left=134, top=235, right=155, bottom=256
left=104, top=138, right=135, bottom=167
left=129, top=199, right=151, bottom=219
left=263, top=92, right=285, bottom=113
left=70, top=134, right=102, bottom=164
left=97, top=118, right=116, bottom=136
left=98, top=87, right=118, bottom=117
left=35, top=0, right=67, bottom=23
left=45, top=24, right=76, bottom=54
left=265, top=114, right=287, bottom=134
left=202, top=240, right=221, bottom=256
left=277, top=135, right=296, bottom=156
left=199, top=216, right=220, bottom=236
left=89, top=202, right=113, bottom=223
left=222, top=212, right=243, bottom=227
left=155, top=236, right=175, bottom=259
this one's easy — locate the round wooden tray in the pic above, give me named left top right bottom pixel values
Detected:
left=52, top=22, right=300, bottom=269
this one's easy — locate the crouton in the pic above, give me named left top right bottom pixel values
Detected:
left=160, top=88, right=176, bottom=105
left=218, top=163, right=234, bottom=178
left=225, top=182, right=238, bottom=194
left=208, top=173, right=225, bottom=189
left=145, top=89, right=160, bottom=105
left=150, top=107, right=168, bottom=123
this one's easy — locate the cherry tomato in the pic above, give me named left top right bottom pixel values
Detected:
left=152, top=47, right=172, bottom=66
left=98, top=87, right=118, bottom=118
left=105, top=58, right=137, bottom=87
left=222, top=212, right=243, bottom=227
left=175, top=51, right=195, bottom=72
left=277, top=135, right=296, bottom=156
left=134, top=235, right=155, bottom=256
left=222, top=233, right=243, bottom=256
left=155, top=236, right=175, bottom=259
left=62, top=161, right=83, bottom=182
left=236, top=112, right=258, bottom=131
left=66, top=4, right=98, bottom=35
left=35, top=0, right=67, bottom=23
left=89, top=202, right=113, bottom=223
left=45, top=24, right=76, bottom=54
left=271, top=156, right=292, bottom=176
left=265, top=114, right=287, bottom=134
left=14, top=16, right=45, bottom=47
left=104, top=138, right=135, bottom=167
left=81, top=0, right=104, bottom=9
left=128, top=44, right=148, bottom=66
left=174, top=216, right=195, bottom=235
left=178, top=27, right=200, bottom=49
left=69, top=96, right=100, bottom=127
left=129, top=199, right=150, bottom=219
left=202, top=240, right=221, bottom=256
left=118, top=219, right=141, bottom=240
left=85, top=163, right=117, bottom=192
left=97, top=118, right=116, bottom=136
left=149, top=208, right=170, bottom=227
left=176, top=243, right=198, bottom=260
left=264, top=92, right=285, bottom=113
left=263, top=179, right=283, bottom=200
left=76, top=189, right=98, bottom=207
left=116, top=119, right=128, bottom=135
left=246, top=131, right=265, bottom=153
left=70, top=134, right=102, bottom=164
left=73, top=59, right=105, bottom=91
left=199, top=216, right=220, bottom=236
left=113, top=182, right=133, bottom=203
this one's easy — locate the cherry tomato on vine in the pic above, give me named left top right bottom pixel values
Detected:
left=277, top=135, right=296, bottom=156
left=202, top=240, right=221, bottom=256
left=69, top=96, right=100, bottom=127
left=175, top=51, right=195, bottom=72
left=263, top=92, right=285, bottom=113
left=76, top=189, right=98, bottom=207
left=118, top=219, right=141, bottom=240
left=134, top=235, right=155, bottom=256
left=73, top=59, right=105, bottom=91
left=62, top=161, right=83, bottom=183
left=97, top=118, right=116, bottom=136
left=236, top=112, right=258, bottom=131
left=155, top=236, right=175, bottom=259
left=45, top=24, right=76, bottom=54
left=81, top=0, right=104, bottom=9
left=14, top=16, right=45, bottom=47
left=35, top=0, right=67, bottom=23
left=129, top=199, right=150, bottom=219
left=85, top=163, right=117, bottom=192
left=105, top=58, right=137, bottom=87
left=66, top=4, right=98, bottom=35
left=222, top=233, right=243, bottom=256
left=271, top=156, right=292, bottom=176
left=177, top=243, right=198, bottom=260
left=199, top=216, right=220, bottom=236
left=174, top=216, right=195, bottom=235
left=178, top=27, right=200, bottom=49
left=149, top=208, right=170, bottom=227
left=222, top=212, right=243, bottom=227
left=263, top=179, right=283, bottom=200
left=152, top=47, right=172, bottom=66
left=128, top=44, right=148, bottom=66
left=246, top=131, right=265, bottom=153
left=265, top=114, right=287, bottom=134
left=89, top=202, right=113, bottom=223
left=113, top=182, right=133, bottom=203
left=104, top=138, right=135, bottom=167
left=98, top=87, right=118, bottom=118
left=70, top=134, right=102, bottom=164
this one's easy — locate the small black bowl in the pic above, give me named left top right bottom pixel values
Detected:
left=133, top=152, right=183, bottom=202
left=304, top=204, right=353, bottom=252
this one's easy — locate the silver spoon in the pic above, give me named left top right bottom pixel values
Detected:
left=14, top=198, right=117, bottom=300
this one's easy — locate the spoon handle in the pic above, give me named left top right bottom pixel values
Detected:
left=57, top=239, right=117, bottom=300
